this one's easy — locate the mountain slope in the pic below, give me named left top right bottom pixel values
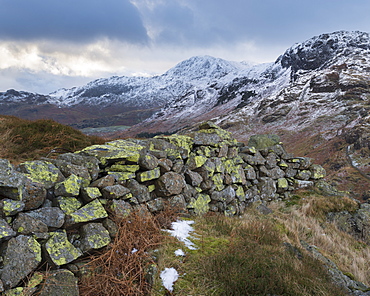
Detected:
left=118, top=31, right=370, bottom=138
left=0, top=56, right=250, bottom=128
left=115, top=31, right=370, bottom=199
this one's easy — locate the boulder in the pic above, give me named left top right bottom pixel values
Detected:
left=22, top=178, right=47, bottom=210
left=186, top=155, right=208, bottom=170
left=45, top=158, right=91, bottom=181
left=80, top=186, right=102, bottom=202
left=56, top=196, right=82, bottom=215
left=158, top=158, right=173, bottom=173
left=188, top=193, right=211, bottom=215
left=79, top=222, right=111, bottom=253
left=25, top=207, right=65, bottom=229
left=248, top=134, right=281, bottom=150
left=156, top=172, right=186, bottom=197
left=194, top=132, right=222, bottom=146
left=101, top=184, right=131, bottom=200
left=124, top=179, right=151, bottom=203
left=296, top=170, right=312, bottom=181
left=44, top=230, right=83, bottom=266
left=89, top=175, right=115, bottom=189
left=310, top=164, right=326, bottom=179
left=136, top=167, right=161, bottom=182
left=64, top=199, right=108, bottom=227
left=17, top=160, right=64, bottom=189
left=54, top=174, right=85, bottom=197
left=146, top=198, right=165, bottom=213
left=58, top=153, right=100, bottom=181
left=0, top=161, right=27, bottom=201
left=139, top=153, right=159, bottom=170
left=108, top=199, right=133, bottom=218
left=38, top=269, right=79, bottom=296
left=169, top=194, right=187, bottom=211
left=0, top=218, right=16, bottom=242
left=80, top=140, right=145, bottom=165
left=257, top=177, right=277, bottom=200
left=1, top=235, right=42, bottom=289
left=184, top=170, right=203, bottom=187
left=0, top=199, right=25, bottom=216
left=265, top=152, right=278, bottom=169
left=12, top=213, right=48, bottom=235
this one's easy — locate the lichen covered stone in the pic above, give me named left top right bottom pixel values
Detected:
left=310, top=164, right=326, bottom=179
left=56, top=196, right=82, bottom=215
left=65, top=199, right=108, bottom=226
left=136, top=167, right=161, bottom=182
left=248, top=134, right=281, bottom=150
left=81, top=186, right=102, bottom=202
left=17, top=160, right=64, bottom=189
left=80, top=140, right=144, bottom=165
left=44, top=230, right=83, bottom=266
left=1, top=199, right=25, bottom=216
left=188, top=193, right=211, bottom=215
left=54, top=174, right=84, bottom=197
left=1, top=235, right=42, bottom=289
left=0, top=218, right=16, bottom=242
left=79, top=223, right=111, bottom=253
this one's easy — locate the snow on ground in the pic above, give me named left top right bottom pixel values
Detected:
left=160, top=268, right=179, bottom=292
left=175, top=249, right=185, bottom=256
left=161, top=220, right=196, bottom=291
left=166, top=220, right=196, bottom=250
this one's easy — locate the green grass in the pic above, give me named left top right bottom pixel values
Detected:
left=153, top=208, right=349, bottom=296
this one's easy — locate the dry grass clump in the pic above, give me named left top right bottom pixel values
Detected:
left=270, top=192, right=370, bottom=286
left=0, top=115, right=104, bottom=163
left=79, top=209, right=178, bottom=296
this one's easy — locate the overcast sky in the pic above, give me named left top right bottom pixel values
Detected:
left=0, top=0, right=369, bottom=94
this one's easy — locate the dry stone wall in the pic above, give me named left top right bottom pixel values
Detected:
left=0, top=122, right=326, bottom=294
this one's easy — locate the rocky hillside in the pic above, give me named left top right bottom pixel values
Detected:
left=1, top=31, right=369, bottom=199
left=0, top=56, right=250, bottom=129
left=118, top=31, right=370, bottom=200
left=119, top=31, right=370, bottom=136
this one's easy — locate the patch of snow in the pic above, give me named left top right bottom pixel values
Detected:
left=174, top=249, right=185, bottom=256
left=160, top=267, right=179, bottom=292
left=166, top=220, right=196, bottom=250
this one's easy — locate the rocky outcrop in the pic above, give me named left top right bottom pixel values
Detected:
left=0, top=123, right=326, bottom=294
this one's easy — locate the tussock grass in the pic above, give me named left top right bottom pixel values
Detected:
left=0, top=115, right=105, bottom=163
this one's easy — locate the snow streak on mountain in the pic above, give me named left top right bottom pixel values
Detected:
left=0, top=31, right=369, bottom=140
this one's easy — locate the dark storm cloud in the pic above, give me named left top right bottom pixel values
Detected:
left=141, top=0, right=370, bottom=48
left=0, top=0, right=148, bottom=43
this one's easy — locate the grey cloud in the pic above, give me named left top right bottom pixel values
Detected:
left=0, top=0, right=148, bottom=43
left=139, top=0, right=370, bottom=48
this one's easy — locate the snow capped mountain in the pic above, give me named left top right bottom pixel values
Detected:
left=47, top=55, right=250, bottom=109
left=118, top=31, right=370, bottom=140
left=0, top=55, right=251, bottom=127
left=0, top=30, right=369, bottom=139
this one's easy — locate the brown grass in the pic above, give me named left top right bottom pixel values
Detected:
left=270, top=193, right=370, bottom=285
left=0, top=115, right=105, bottom=163
left=78, top=209, right=178, bottom=296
